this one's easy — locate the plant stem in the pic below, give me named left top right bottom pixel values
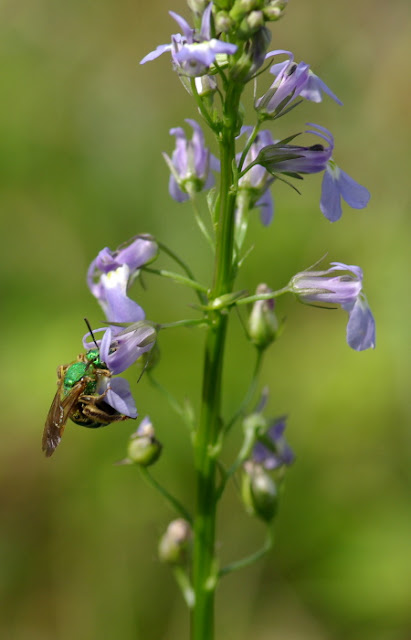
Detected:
left=191, top=83, right=242, bottom=640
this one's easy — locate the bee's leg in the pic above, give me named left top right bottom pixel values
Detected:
left=56, top=364, right=68, bottom=383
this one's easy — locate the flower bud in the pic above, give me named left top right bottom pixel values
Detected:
left=245, top=10, right=264, bottom=33
left=248, top=284, right=278, bottom=349
left=263, top=0, right=288, bottom=21
left=242, top=462, right=278, bottom=522
left=230, top=0, right=258, bottom=22
left=214, top=10, right=235, bottom=33
left=187, top=0, right=209, bottom=15
left=127, top=416, right=162, bottom=466
left=158, top=519, right=192, bottom=565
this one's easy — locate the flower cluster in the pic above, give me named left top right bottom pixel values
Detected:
left=141, top=4, right=370, bottom=224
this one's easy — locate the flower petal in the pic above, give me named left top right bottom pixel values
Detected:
left=140, top=44, right=172, bottom=64
left=104, top=377, right=138, bottom=418
left=337, top=168, right=371, bottom=209
left=346, top=296, right=376, bottom=351
left=320, top=169, right=343, bottom=222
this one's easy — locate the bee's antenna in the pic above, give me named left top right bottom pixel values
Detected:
left=84, top=318, right=100, bottom=351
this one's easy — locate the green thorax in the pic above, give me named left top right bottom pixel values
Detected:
left=85, top=348, right=105, bottom=368
left=63, top=362, right=97, bottom=395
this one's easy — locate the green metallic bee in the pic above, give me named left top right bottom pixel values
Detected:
left=42, top=348, right=128, bottom=457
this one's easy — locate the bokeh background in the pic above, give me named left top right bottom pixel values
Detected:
left=1, top=0, right=410, bottom=638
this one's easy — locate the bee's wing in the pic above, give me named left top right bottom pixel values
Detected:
left=42, top=380, right=87, bottom=457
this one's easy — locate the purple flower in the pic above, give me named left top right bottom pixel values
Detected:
left=140, top=4, right=237, bottom=77
left=163, top=119, right=219, bottom=202
left=253, top=417, right=295, bottom=470
left=83, top=322, right=156, bottom=375
left=320, top=160, right=371, bottom=222
left=256, top=51, right=341, bottom=117
left=255, top=51, right=309, bottom=117
left=290, top=262, right=376, bottom=351
left=253, top=123, right=334, bottom=176
left=88, top=235, right=157, bottom=323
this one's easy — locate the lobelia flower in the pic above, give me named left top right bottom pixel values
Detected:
left=252, top=417, right=295, bottom=470
left=251, top=124, right=370, bottom=221
left=140, top=3, right=237, bottom=77
left=88, top=235, right=158, bottom=324
left=163, top=119, right=219, bottom=202
left=255, top=50, right=341, bottom=118
left=289, top=261, right=376, bottom=351
left=82, top=323, right=157, bottom=417
left=320, top=159, right=371, bottom=222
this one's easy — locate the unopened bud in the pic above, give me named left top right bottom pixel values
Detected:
left=194, top=74, right=218, bottom=97
left=230, top=0, right=258, bottom=22
left=158, top=519, right=192, bottom=565
left=263, top=0, right=288, bottom=21
left=214, top=10, right=235, bottom=33
left=248, top=284, right=278, bottom=349
left=187, top=0, right=209, bottom=15
left=242, top=462, right=278, bottom=522
left=246, top=10, right=264, bottom=32
left=127, top=416, right=162, bottom=466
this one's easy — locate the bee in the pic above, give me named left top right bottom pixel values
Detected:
left=42, top=348, right=128, bottom=457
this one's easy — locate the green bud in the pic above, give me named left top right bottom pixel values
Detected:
left=214, top=0, right=232, bottom=10
left=187, top=0, right=209, bottom=14
left=158, top=519, right=192, bottom=565
left=127, top=417, right=162, bottom=466
left=230, top=0, right=259, bottom=22
left=246, top=10, right=264, bottom=31
left=263, top=0, right=288, bottom=22
left=214, top=10, right=235, bottom=33
left=248, top=284, right=279, bottom=350
left=242, top=462, right=278, bottom=522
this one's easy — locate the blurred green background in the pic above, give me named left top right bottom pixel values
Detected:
left=1, top=0, right=410, bottom=638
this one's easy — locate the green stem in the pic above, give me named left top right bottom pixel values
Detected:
left=218, top=527, right=274, bottom=578
left=138, top=467, right=192, bottom=524
left=191, top=82, right=243, bottom=640
left=142, top=267, right=208, bottom=294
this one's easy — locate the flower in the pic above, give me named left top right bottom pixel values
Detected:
left=252, top=417, right=295, bottom=469
left=252, top=123, right=334, bottom=176
left=320, top=159, right=371, bottom=222
left=255, top=51, right=342, bottom=117
left=289, top=261, right=376, bottom=351
left=87, top=235, right=157, bottom=323
left=140, top=4, right=237, bottom=77
left=163, top=119, right=219, bottom=202
left=255, top=51, right=310, bottom=117
left=83, top=322, right=157, bottom=375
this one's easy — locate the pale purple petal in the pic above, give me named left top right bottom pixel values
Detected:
left=256, top=189, right=274, bottom=226
left=169, top=174, right=189, bottom=202
left=104, top=377, right=138, bottom=418
left=140, top=44, right=172, bottom=64
left=115, top=236, right=158, bottom=271
left=200, top=2, right=212, bottom=40
left=337, top=169, right=371, bottom=209
left=101, top=266, right=145, bottom=323
left=346, top=297, right=376, bottom=351
left=300, top=72, right=343, bottom=105
left=320, top=169, right=343, bottom=222
left=169, top=11, right=194, bottom=41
